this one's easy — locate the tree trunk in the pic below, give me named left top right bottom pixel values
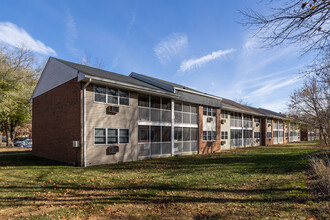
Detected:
left=319, top=126, right=329, bottom=146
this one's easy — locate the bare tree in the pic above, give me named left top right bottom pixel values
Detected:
left=241, top=0, right=330, bottom=80
left=288, top=76, right=329, bottom=145
left=79, top=52, right=104, bottom=69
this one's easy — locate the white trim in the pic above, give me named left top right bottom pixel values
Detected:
left=83, top=78, right=92, bottom=167
left=171, top=100, right=175, bottom=156
left=138, top=121, right=171, bottom=126
left=174, top=123, right=198, bottom=128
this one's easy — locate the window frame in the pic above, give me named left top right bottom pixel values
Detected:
left=94, top=128, right=129, bottom=145
left=221, top=131, right=228, bottom=139
left=94, top=128, right=106, bottom=145
left=94, top=85, right=130, bottom=106
left=221, top=110, right=228, bottom=119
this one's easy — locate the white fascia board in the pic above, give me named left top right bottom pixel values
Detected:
left=79, top=75, right=179, bottom=99
left=30, top=57, right=79, bottom=102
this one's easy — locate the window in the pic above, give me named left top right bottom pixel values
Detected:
left=94, top=85, right=129, bottom=106
left=203, top=131, right=216, bottom=141
left=95, top=128, right=129, bottom=144
left=94, top=86, right=106, bottom=103
left=244, top=130, right=253, bottom=138
left=95, top=128, right=106, bottom=144
left=254, top=117, right=260, bottom=123
left=203, top=106, right=217, bottom=116
left=267, top=119, right=272, bottom=124
left=151, top=126, right=161, bottom=142
left=174, top=102, right=198, bottom=124
left=138, top=95, right=172, bottom=123
left=267, top=132, right=272, bottom=138
left=162, top=126, right=171, bottom=142
left=174, top=127, right=182, bottom=141
left=221, top=131, right=228, bottom=139
left=203, top=131, right=207, bottom=141
left=285, top=132, right=289, bottom=138
left=221, top=110, right=228, bottom=119
left=230, top=129, right=242, bottom=139
left=230, top=112, right=242, bottom=127
left=108, top=129, right=118, bottom=144
left=108, top=88, right=118, bottom=104
left=138, top=126, right=149, bottom=142
left=254, top=132, right=260, bottom=139
left=119, top=129, right=129, bottom=143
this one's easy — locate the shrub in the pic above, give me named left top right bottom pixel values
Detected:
left=309, top=152, right=330, bottom=197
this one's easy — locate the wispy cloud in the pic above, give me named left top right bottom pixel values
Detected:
left=0, top=22, right=56, bottom=55
left=244, top=74, right=301, bottom=99
left=178, top=49, right=235, bottom=72
left=65, top=10, right=80, bottom=56
left=154, top=33, right=188, bottom=64
left=111, top=10, right=137, bottom=69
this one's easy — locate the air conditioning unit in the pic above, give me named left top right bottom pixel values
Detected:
left=221, top=141, right=226, bottom=145
left=106, top=106, right=119, bottom=114
left=221, top=119, right=226, bottom=124
left=256, top=123, right=260, bottom=127
left=207, top=117, right=213, bottom=122
left=107, top=146, right=119, bottom=154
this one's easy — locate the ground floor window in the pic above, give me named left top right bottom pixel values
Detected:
left=230, top=129, right=242, bottom=147
left=174, top=127, right=198, bottom=154
left=221, top=131, right=228, bottom=139
left=203, top=131, right=216, bottom=141
left=138, top=125, right=172, bottom=158
left=94, top=128, right=129, bottom=145
left=267, top=132, right=272, bottom=138
left=254, top=132, right=260, bottom=139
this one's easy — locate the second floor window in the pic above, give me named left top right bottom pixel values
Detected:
left=94, top=85, right=129, bottom=106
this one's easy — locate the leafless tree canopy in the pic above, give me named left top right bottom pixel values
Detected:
left=241, top=0, right=329, bottom=53
left=288, top=76, right=329, bottom=145
left=241, top=0, right=330, bottom=81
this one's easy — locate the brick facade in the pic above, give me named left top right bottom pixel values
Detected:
left=32, top=78, right=82, bottom=166
left=198, top=106, right=221, bottom=154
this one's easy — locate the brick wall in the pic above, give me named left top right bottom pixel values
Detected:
left=32, top=78, right=82, bottom=166
left=198, top=106, right=221, bottom=154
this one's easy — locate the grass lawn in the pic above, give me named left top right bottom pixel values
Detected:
left=0, top=141, right=329, bottom=219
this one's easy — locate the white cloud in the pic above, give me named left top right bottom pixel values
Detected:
left=154, top=33, right=187, bottom=64
left=178, top=49, right=235, bottom=72
left=0, top=22, right=56, bottom=55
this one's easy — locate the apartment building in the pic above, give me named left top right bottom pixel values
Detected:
left=31, top=57, right=304, bottom=166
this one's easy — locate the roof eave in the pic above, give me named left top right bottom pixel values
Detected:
left=79, top=74, right=179, bottom=99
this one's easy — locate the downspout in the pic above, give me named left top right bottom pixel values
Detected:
left=83, top=78, right=92, bottom=167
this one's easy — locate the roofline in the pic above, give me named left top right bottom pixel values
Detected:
left=222, top=105, right=265, bottom=116
left=78, top=73, right=179, bottom=99
left=130, top=72, right=174, bottom=92
left=174, top=87, right=222, bottom=101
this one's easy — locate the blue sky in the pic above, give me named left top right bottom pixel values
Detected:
left=0, top=0, right=313, bottom=112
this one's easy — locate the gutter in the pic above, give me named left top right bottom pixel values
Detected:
left=83, top=77, right=92, bottom=167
